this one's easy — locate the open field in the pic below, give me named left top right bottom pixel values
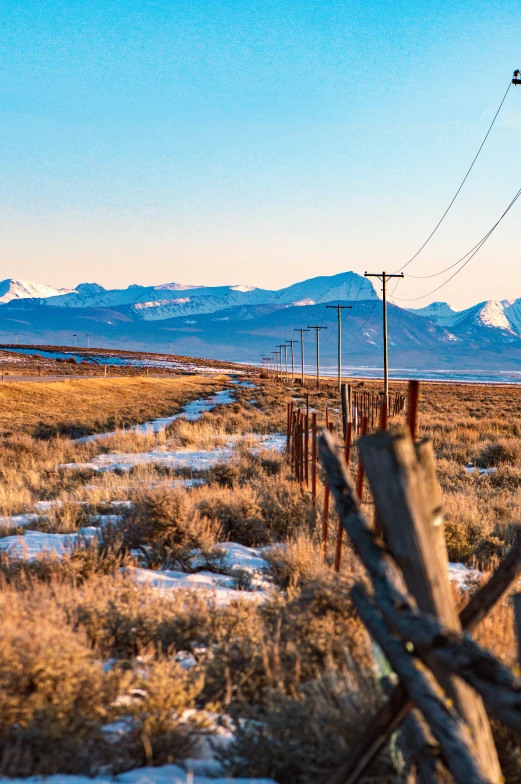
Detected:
left=0, top=375, right=226, bottom=438
left=0, top=371, right=521, bottom=783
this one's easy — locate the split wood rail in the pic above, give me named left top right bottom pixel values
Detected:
left=317, top=423, right=521, bottom=783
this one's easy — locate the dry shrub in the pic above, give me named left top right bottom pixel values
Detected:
left=0, top=593, right=114, bottom=776
left=119, top=487, right=222, bottom=569
left=0, top=541, right=131, bottom=587
left=196, top=486, right=268, bottom=547
left=264, top=535, right=326, bottom=590
left=204, top=571, right=372, bottom=709
left=218, top=666, right=391, bottom=784
left=115, top=657, right=207, bottom=769
left=256, top=476, right=318, bottom=540
left=476, top=438, right=521, bottom=468
left=489, top=466, right=521, bottom=490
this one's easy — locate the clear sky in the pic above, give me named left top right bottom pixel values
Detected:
left=1, top=0, right=520, bottom=309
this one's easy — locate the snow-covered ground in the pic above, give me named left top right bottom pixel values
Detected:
left=75, top=389, right=236, bottom=443
left=6, top=765, right=276, bottom=784
left=130, top=542, right=274, bottom=605
left=60, top=434, right=286, bottom=474
left=0, top=347, right=248, bottom=375
left=464, top=465, right=497, bottom=476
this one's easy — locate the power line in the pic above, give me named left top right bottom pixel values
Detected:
left=401, top=189, right=521, bottom=280
left=393, top=78, right=513, bottom=274
left=394, top=187, right=521, bottom=302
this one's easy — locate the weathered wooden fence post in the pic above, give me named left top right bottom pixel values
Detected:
left=360, top=429, right=502, bottom=782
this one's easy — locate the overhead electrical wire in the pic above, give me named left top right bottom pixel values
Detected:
left=393, top=79, right=512, bottom=275
left=393, top=187, right=521, bottom=302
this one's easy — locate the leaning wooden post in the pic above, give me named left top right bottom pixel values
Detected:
left=344, top=421, right=352, bottom=466
left=356, top=415, right=368, bottom=501
left=286, top=402, right=291, bottom=454
left=291, top=412, right=297, bottom=475
left=341, top=383, right=348, bottom=439
left=359, top=429, right=502, bottom=782
left=311, top=412, right=317, bottom=500
left=304, top=414, right=309, bottom=487
left=322, top=422, right=333, bottom=554
left=407, top=380, right=420, bottom=440
left=379, top=394, right=388, bottom=432
left=514, top=595, right=521, bottom=665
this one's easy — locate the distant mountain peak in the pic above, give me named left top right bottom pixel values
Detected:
left=0, top=279, right=75, bottom=304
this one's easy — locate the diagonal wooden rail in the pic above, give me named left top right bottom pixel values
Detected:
left=318, top=429, right=521, bottom=784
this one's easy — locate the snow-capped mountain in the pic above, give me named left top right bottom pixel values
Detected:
left=0, top=279, right=75, bottom=304
left=29, top=271, right=378, bottom=318
left=410, top=299, right=520, bottom=339
left=407, top=301, right=458, bottom=327
left=5, top=271, right=521, bottom=374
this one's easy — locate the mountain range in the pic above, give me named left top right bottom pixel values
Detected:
left=1, top=273, right=521, bottom=376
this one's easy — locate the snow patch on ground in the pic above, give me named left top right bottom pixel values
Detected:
left=0, top=513, right=46, bottom=529
left=448, top=562, right=482, bottom=586
left=464, top=465, right=498, bottom=476
left=76, top=389, right=235, bottom=443
left=130, top=542, right=274, bottom=605
left=5, top=764, right=276, bottom=784
left=59, top=434, right=286, bottom=473
left=0, top=528, right=101, bottom=558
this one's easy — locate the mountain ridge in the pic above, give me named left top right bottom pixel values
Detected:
left=3, top=271, right=521, bottom=374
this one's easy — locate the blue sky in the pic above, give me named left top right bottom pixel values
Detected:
left=1, top=0, right=520, bottom=308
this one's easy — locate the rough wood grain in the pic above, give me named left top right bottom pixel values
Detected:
left=352, top=585, right=492, bottom=784
left=318, top=430, right=506, bottom=784
left=359, top=429, right=501, bottom=781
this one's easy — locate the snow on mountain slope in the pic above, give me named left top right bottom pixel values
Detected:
left=0, top=279, right=75, bottom=304
left=502, top=299, right=521, bottom=334
left=474, top=300, right=512, bottom=331
left=270, top=271, right=377, bottom=304
left=410, top=299, right=519, bottom=337
left=407, top=301, right=458, bottom=327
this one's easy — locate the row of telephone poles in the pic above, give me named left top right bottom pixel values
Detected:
left=261, top=270, right=403, bottom=399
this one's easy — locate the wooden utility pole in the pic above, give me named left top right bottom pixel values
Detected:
left=276, top=345, right=286, bottom=382
left=307, top=325, right=328, bottom=389
left=270, top=351, right=278, bottom=379
left=282, top=343, right=289, bottom=381
left=285, top=339, right=297, bottom=384
left=294, top=328, right=310, bottom=385
left=364, top=271, right=404, bottom=400
left=325, top=304, right=352, bottom=394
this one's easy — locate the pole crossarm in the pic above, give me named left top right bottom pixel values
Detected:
left=326, top=304, right=352, bottom=394
left=307, top=325, right=328, bottom=389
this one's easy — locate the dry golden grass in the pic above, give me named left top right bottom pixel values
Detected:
left=1, top=373, right=521, bottom=781
left=0, top=374, right=225, bottom=438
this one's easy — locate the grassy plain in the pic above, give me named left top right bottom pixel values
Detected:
left=0, top=374, right=520, bottom=782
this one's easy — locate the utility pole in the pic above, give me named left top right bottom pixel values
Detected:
left=277, top=345, right=286, bottom=383
left=73, top=334, right=77, bottom=348
left=294, top=328, right=310, bottom=385
left=271, top=351, right=279, bottom=379
left=326, top=305, right=352, bottom=394
left=170, top=342, right=173, bottom=354
left=14, top=333, right=19, bottom=346
left=307, top=325, right=328, bottom=389
left=86, top=333, right=90, bottom=349
left=364, top=271, right=404, bottom=400
left=285, top=339, right=297, bottom=384
left=283, top=344, right=289, bottom=381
